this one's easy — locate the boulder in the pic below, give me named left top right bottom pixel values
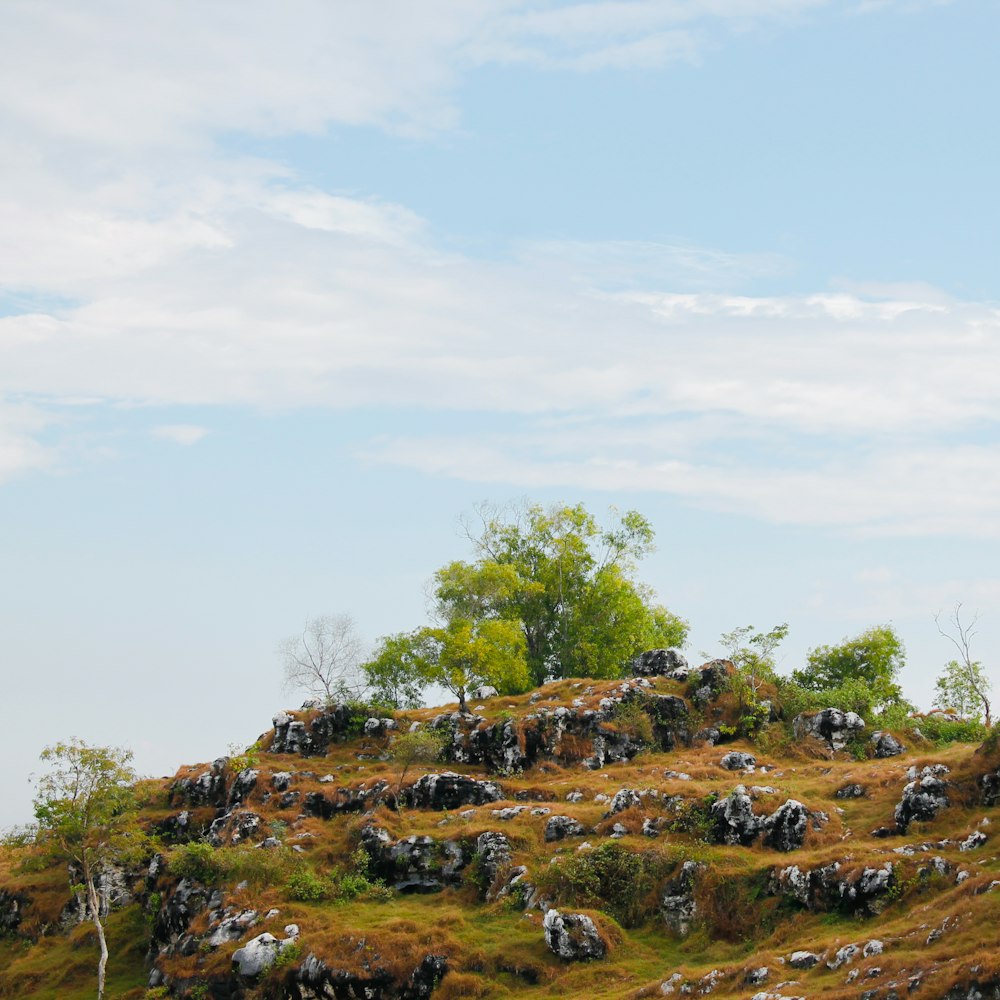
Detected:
left=661, top=861, right=703, bottom=936
left=720, top=751, right=757, bottom=771
left=788, top=951, right=821, bottom=970
left=543, top=908, right=607, bottom=961
left=302, top=780, right=391, bottom=819
left=981, top=767, right=1000, bottom=807
left=470, top=685, right=498, bottom=700
left=835, top=783, right=866, bottom=799
left=792, top=709, right=865, bottom=752
left=710, top=786, right=763, bottom=846
left=270, top=702, right=355, bottom=756
left=232, top=928, right=299, bottom=979
left=769, top=860, right=894, bottom=916
left=170, top=758, right=228, bottom=808
left=545, top=816, right=586, bottom=842
left=228, top=768, right=259, bottom=806
left=0, top=890, right=29, bottom=936
left=206, top=908, right=258, bottom=947
left=475, top=831, right=512, bottom=899
left=895, top=767, right=950, bottom=833
left=827, top=943, right=860, bottom=969
left=870, top=731, right=905, bottom=758
left=631, top=649, right=689, bottom=679
left=406, top=772, right=503, bottom=811
left=362, top=826, right=471, bottom=893
left=762, top=800, right=811, bottom=852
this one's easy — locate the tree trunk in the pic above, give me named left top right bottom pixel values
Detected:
left=84, top=863, right=109, bottom=1000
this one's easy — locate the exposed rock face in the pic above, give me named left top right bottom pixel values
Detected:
left=303, top=780, right=392, bottom=819
left=690, top=660, right=733, bottom=708
left=762, top=800, right=811, bottom=852
left=208, top=809, right=263, bottom=847
left=870, top=731, right=905, bottom=758
left=405, top=772, right=503, bottom=810
left=475, top=831, right=512, bottom=899
left=0, top=890, right=28, bottom=936
left=792, top=709, right=865, bottom=752
left=232, top=927, right=300, bottom=979
left=60, top=861, right=135, bottom=926
left=170, top=758, right=229, bottom=808
left=545, top=816, right=586, bottom=842
left=631, top=648, right=689, bottom=678
left=270, top=703, right=355, bottom=756
left=290, top=952, right=448, bottom=1000
left=710, top=786, right=763, bottom=846
left=470, top=685, right=498, bottom=700
left=835, top=783, right=866, bottom=799
left=981, top=766, right=1000, bottom=807
left=720, top=751, right=757, bottom=771
left=895, top=767, right=950, bottom=833
left=788, top=951, right=821, bottom=970
left=361, top=826, right=471, bottom=893
left=661, top=861, right=703, bottom=936
left=543, top=908, right=607, bottom=960
left=769, top=861, right=895, bottom=916
left=149, top=877, right=217, bottom=961
left=228, top=768, right=259, bottom=806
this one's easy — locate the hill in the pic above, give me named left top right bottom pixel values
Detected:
left=2, top=656, right=1000, bottom=1000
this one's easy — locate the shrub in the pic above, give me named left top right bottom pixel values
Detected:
left=167, top=842, right=224, bottom=884
left=611, top=700, right=654, bottom=745
left=285, top=867, right=329, bottom=902
left=910, top=714, right=987, bottom=746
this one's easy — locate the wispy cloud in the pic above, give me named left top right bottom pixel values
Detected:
left=152, top=424, right=209, bottom=446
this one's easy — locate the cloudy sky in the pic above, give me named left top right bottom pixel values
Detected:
left=2, top=0, right=998, bottom=826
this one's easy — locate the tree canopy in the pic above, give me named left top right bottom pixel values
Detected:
left=444, top=501, right=687, bottom=684
left=792, top=624, right=906, bottom=711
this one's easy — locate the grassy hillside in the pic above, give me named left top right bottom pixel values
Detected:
left=2, top=666, right=999, bottom=1000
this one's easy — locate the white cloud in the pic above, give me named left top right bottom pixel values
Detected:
left=152, top=424, right=209, bottom=446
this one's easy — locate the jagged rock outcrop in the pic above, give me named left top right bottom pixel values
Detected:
left=870, top=731, right=905, bottom=758
left=836, top=783, right=866, bottom=799
left=689, top=660, right=733, bottom=707
left=710, top=786, right=763, bottom=846
left=980, top=764, right=1000, bottom=807
left=232, top=926, right=300, bottom=979
left=895, top=766, right=950, bottom=833
left=545, top=815, right=586, bottom=841
left=475, top=831, right=512, bottom=899
left=289, top=952, right=448, bottom=1000
left=543, top=908, right=607, bottom=960
left=60, top=860, right=135, bottom=927
left=361, top=826, right=471, bottom=893
left=661, top=861, right=704, bottom=936
left=149, top=877, right=218, bottom=960
left=769, top=860, right=895, bottom=915
left=631, top=648, right=689, bottom=678
left=207, top=809, right=263, bottom=847
left=170, top=758, right=229, bottom=808
left=720, top=751, right=757, bottom=771
left=762, top=799, right=812, bottom=852
left=793, top=709, right=865, bottom=752
left=0, top=890, right=29, bottom=936
left=270, top=703, right=355, bottom=756
left=303, top=780, right=392, bottom=819
left=228, top=767, right=259, bottom=806
left=405, top=772, right=502, bottom=810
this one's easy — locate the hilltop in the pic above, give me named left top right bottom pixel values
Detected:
left=2, top=654, right=1000, bottom=1000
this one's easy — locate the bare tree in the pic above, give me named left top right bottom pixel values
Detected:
left=279, top=614, right=368, bottom=704
left=935, top=604, right=992, bottom=728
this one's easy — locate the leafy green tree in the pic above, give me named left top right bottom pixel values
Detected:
left=792, top=624, right=906, bottom=711
left=934, top=659, right=992, bottom=723
left=389, top=728, right=449, bottom=806
left=362, top=631, right=432, bottom=709
left=718, top=623, right=788, bottom=729
left=444, top=501, right=686, bottom=684
left=30, top=740, right=144, bottom=1000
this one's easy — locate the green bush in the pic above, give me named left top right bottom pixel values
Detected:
left=909, top=714, right=987, bottom=746
left=612, top=700, right=654, bottom=744
left=285, top=867, right=329, bottom=902
left=167, top=842, right=225, bottom=884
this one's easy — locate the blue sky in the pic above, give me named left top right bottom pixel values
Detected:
left=2, top=0, right=999, bottom=826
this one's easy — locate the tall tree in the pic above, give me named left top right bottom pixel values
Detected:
left=446, top=501, right=686, bottom=684
left=30, top=740, right=144, bottom=1000
left=934, top=605, right=992, bottom=727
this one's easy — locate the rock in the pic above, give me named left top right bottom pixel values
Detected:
left=662, top=861, right=704, bottom=936
left=895, top=767, right=950, bottom=833
left=207, top=809, right=263, bottom=847
left=232, top=931, right=298, bottom=978
left=871, top=731, right=905, bottom=758
left=545, top=816, right=586, bottom=842
left=788, top=951, right=821, bottom=970
left=745, top=968, right=769, bottom=986
left=362, top=826, right=471, bottom=893
left=980, top=767, right=1000, bottom=807
left=661, top=972, right=684, bottom=994
left=170, top=758, right=228, bottom=808
left=695, top=727, right=722, bottom=746
left=0, top=890, right=29, bottom=936
left=792, top=708, right=865, bottom=752
left=631, top=648, right=689, bottom=679
left=762, top=800, right=811, bottom=852
left=827, top=943, right=860, bottom=969
left=720, top=751, right=757, bottom=771
left=769, top=860, right=894, bottom=916
left=270, top=702, right=355, bottom=756
left=406, top=772, right=503, bottom=810
left=960, top=831, right=987, bottom=851
left=206, top=908, right=258, bottom=947
left=608, top=788, right=643, bottom=815
left=475, top=831, right=512, bottom=899
left=303, top=780, right=391, bottom=819
left=835, top=783, right=866, bottom=799
left=710, top=786, right=763, bottom=846
left=228, top=768, right=258, bottom=806
left=543, top=908, right=607, bottom=961
left=470, top=685, right=498, bottom=700
left=271, top=772, right=292, bottom=792
left=363, top=717, right=397, bottom=738
left=863, top=940, right=883, bottom=957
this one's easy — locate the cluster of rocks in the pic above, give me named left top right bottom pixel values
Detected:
left=542, top=908, right=607, bottom=960
left=360, top=826, right=472, bottom=894
left=769, top=860, right=895, bottom=915
left=893, top=765, right=951, bottom=833
left=710, top=787, right=820, bottom=852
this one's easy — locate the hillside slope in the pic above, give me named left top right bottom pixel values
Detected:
left=3, top=658, right=1000, bottom=1000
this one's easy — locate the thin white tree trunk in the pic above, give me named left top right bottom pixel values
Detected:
left=84, top=868, right=108, bottom=1000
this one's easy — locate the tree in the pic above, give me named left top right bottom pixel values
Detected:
left=389, top=728, right=448, bottom=808
left=445, top=501, right=687, bottom=684
left=30, top=740, right=143, bottom=1000
left=935, top=604, right=992, bottom=727
left=718, top=623, right=789, bottom=725
left=279, top=614, right=367, bottom=704
left=792, top=624, right=906, bottom=711
left=362, top=630, right=433, bottom=709
left=934, top=659, right=992, bottom=722
left=364, top=617, right=530, bottom=714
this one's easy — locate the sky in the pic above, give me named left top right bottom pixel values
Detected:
left=2, top=0, right=999, bottom=828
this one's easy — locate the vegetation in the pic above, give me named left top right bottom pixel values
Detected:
left=935, top=605, right=992, bottom=727
left=279, top=613, right=369, bottom=704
